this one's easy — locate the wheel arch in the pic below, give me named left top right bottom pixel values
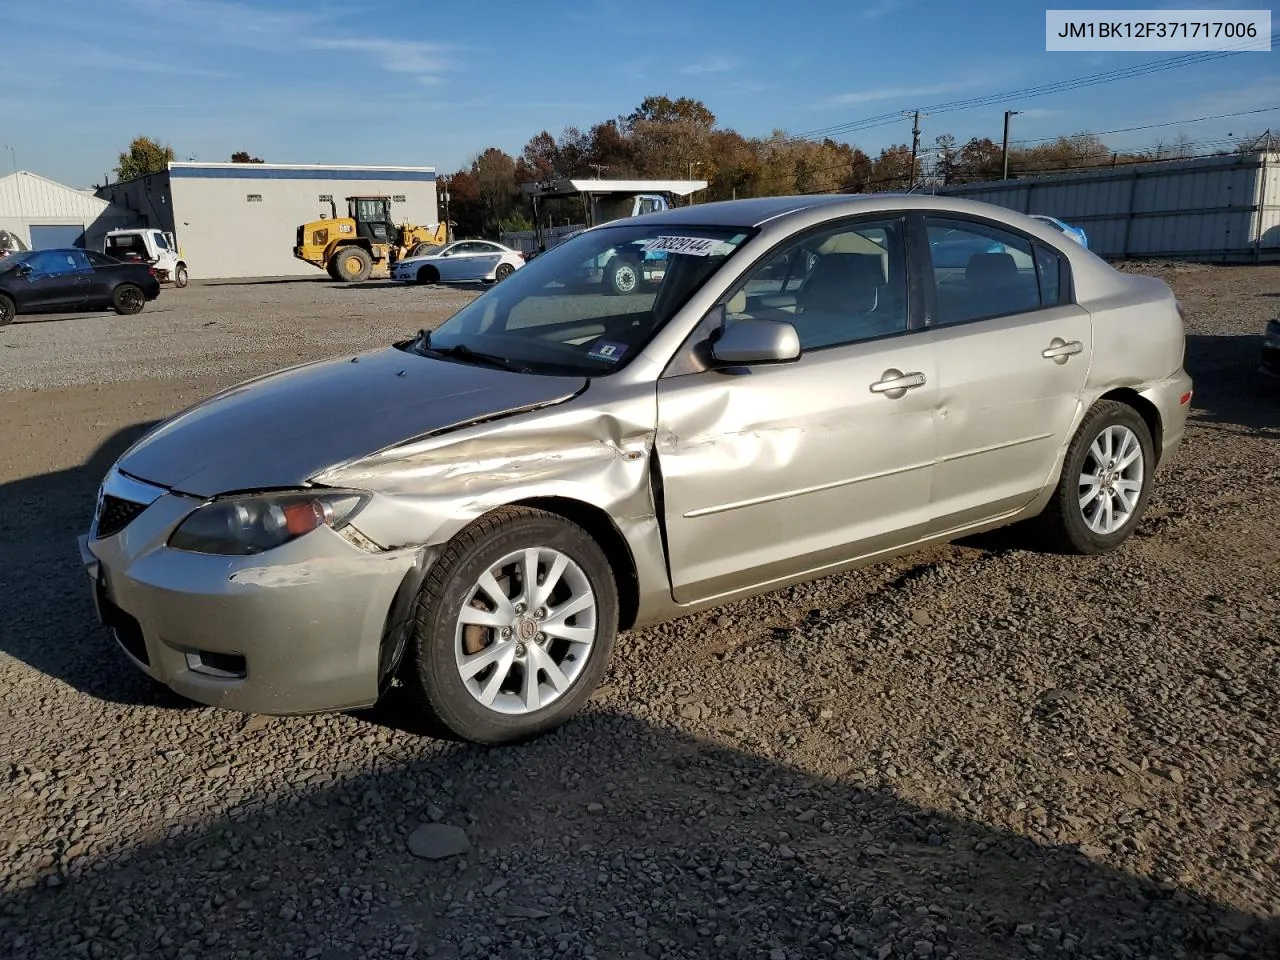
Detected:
left=1097, top=387, right=1163, bottom=465
left=509, top=495, right=641, bottom=631
left=328, top=239, right=373, bottom=258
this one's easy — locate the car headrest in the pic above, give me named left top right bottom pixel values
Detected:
left=966, top=252, right=1019, bottom=285
left=726, top=289, right=747, bottom=315
left=799, top=252, right=882, bottom=313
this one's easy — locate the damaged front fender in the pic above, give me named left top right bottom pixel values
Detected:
left=313, top=383, right=674, bottom=626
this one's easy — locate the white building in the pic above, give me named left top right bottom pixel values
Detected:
left=0, top=171, right=139, bottom=251
left=96, top=162, right=440, bottom=279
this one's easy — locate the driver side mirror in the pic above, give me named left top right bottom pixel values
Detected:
left=17, top=264, right=32, bottom=277
left=710, top=316, right=801, bottom=365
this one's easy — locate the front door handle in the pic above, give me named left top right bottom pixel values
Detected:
left=1042, top=338, right=1083, bottom=363
left=869, top=368, right=927, bottom=398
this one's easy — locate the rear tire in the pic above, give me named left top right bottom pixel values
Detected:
left=332, top=247, right=372, bottom=283
left=416, top=265, right=439, bottom=286
left=325, top=260, right=340, bottom=280
left=401, top=506, right=618, bottom=745
left=0, top=293, right=14, bottom=326
left=1036, top=400, right=1155, bottom=554
left=173, top=264, right=189, bottom=288
left=495, top=262, right=515, bottom=281
left=112, top=284, right=146, bottom=315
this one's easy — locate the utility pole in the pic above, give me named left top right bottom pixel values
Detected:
left=588, top=163, right=608, bottom=178
left=1002, top=110, right=1022, bottom=180
left=440, top=176, right=451, bottom=242
left=4, top=145, right=24, bottom=248
left=688, top=160, right=703, bottom=204
left=903, top=110, right=928, bottom=189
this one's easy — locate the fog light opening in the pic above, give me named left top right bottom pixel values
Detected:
left=184, top=649, right=247, bottom=679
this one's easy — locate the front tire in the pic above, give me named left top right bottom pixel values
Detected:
left=173, top=264, right=189, bottom=288
left=0, top=293, right=14, bottom=326
left=332, top=247, right=372, bottom=283
left=112, top=284, right=146, bottom=315
left=1038, top=400, right=1155, bottom=554
left=402, top=506, right=618, bottom=745
left=416, top=265, right=439, bottom=285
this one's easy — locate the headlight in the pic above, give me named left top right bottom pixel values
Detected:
left=168, top=490, right=368, bottom=556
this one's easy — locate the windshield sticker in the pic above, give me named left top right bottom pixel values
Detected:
left=640, top=235, right=718, bottom=257
left=587, top=340, right=627, bottom=363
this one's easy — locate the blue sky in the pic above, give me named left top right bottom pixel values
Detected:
left=3, top=0, right=1276, bottom=187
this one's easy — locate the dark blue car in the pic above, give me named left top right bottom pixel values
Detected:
left=0, top=248, right=161, bottom=325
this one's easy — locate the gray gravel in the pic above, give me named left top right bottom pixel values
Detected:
left=1, top=264, right=1277, bottom=959
left=0, top=277, right=477, bottom=390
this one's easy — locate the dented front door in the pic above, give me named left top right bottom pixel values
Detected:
left=654, top=336, right=938, bottom=605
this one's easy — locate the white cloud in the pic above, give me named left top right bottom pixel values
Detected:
left=309, top=38, right=453, bottom=85
left=816, top=79, right=980, bottom=108
left=862, top=0, right=905, bottom=20
left=680, top=57, right=736, bottom=75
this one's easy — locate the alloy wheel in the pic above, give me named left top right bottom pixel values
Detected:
left=1078, top=424, right=1145, bottom=535
left=453, top=547, right=597, bottom=715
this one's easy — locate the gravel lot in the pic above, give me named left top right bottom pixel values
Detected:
left=1, top=268, right=1277, bottom=960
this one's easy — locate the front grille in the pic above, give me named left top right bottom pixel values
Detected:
left=96, top=494, right=147, bottom=539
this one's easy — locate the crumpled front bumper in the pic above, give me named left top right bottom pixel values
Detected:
left=79, top=489, right=420, bottom=716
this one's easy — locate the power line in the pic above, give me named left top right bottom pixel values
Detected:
left=779, top=31, right=1279, bottom=147
left=1009, top=105, right=1280, bottom=147
left=749, top=116, right=1268, bottom=196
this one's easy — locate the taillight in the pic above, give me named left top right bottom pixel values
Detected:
left=148, top=267, right=157, bottom=277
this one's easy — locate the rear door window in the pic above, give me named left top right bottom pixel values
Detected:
left=924, top=218, right=1042, bottom=325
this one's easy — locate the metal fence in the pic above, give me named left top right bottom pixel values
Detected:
left=937, top=151, right=1280, bottom=263
left=500, top=223, right=585, bottom=256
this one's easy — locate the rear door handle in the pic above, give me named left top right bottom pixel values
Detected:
left=869, top=369, right=927, bottom=398
left=1042, top=338, right=1083, bottom=362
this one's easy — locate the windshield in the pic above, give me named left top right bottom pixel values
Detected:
left=0, top=251, right=34, bottom=272
left=404, top=223, right=751, bottom=376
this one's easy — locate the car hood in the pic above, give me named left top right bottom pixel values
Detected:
left=116, top=346, right=587, bottom=497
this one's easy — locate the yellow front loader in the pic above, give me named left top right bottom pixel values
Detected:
left=293, top=196, right=448, bottom=282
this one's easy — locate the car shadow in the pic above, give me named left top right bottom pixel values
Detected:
left=1182, top=333, right=1279, bottom=437
left=0, top=420, right=197, bottom=709
left=197, top=277, right=333, bottom=288
left=4, top=712, right=1276, bottom=959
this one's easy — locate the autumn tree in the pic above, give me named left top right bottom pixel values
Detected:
left=870, top=144, right=915, bottom=191
left=230, top=151, right=264, bottom=163
left=954, top=137, right=1002, bottom=183
left=472, top=148, right=519, bottom=237
left=933, top=134, right=958, bottom=185
left=519, top=131, right=560, bottom=181
left=115, top=136, right=175, bottom=181
left=443, top=169, right=483, bottom=238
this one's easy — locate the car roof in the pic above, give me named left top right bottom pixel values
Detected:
left=618, top=193, right=1069, bottom=232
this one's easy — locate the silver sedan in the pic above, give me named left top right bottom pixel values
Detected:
left=80, top=194, right=1193, bottom=744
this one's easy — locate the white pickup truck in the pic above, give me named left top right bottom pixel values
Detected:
left=103, top=229, right=189, bottom=288
left=520, top=179, right=707, bottom=294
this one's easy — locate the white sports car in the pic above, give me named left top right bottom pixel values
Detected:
left=391, top=240, right=525, bottom=285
